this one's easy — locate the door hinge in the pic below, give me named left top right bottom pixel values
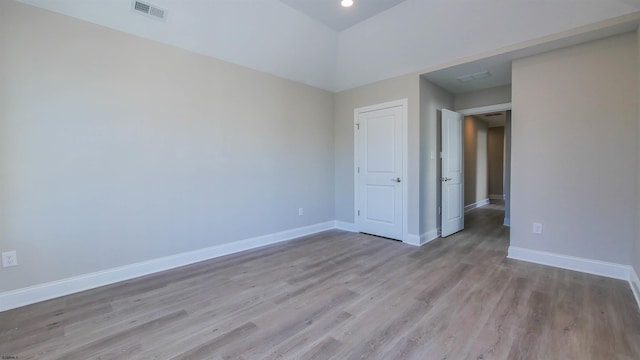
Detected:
left=357, top=210, right=360, bottom=216
left=356, top=123, right=360, bottom=130
left=357, top=166, right=360, bottom=173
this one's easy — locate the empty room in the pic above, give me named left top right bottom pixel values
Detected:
left=1, top=0, right=640, bottom=359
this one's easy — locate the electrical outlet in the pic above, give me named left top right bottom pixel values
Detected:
left=298, top=208, right=304, bottom=216
left=2, top=251, right=17, bottom=267
left=532, top=223, right=543, bottom=235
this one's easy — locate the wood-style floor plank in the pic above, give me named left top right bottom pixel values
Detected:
left=1, top=201, right=639, bottom=359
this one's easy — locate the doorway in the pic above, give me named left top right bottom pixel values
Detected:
left=440, top=103, right=511, bottom=237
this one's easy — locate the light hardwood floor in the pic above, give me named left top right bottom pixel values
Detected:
left=1, top=202, right=640, bottom=359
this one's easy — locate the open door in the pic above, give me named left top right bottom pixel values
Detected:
left=441, top=109, right=464, bottom=237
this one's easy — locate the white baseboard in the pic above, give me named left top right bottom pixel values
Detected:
left=631, top=267, right=640, bottom=312
left=0, top=221, right=334, bottom=312
left=404, top=234, right=421, bottom=246
left=464, top=198, right=490, bottom=213
left=507, top=246, right=631, bottom=280
left=420, top=229, right=439, bottom=246
left=503, top=217, right=510, bottom=227
left=334, top=221, right=427, bottom=247
left=404, top=229, right=439, bottom=247
left=334, top=221, right=357, bottom=232
left=489, top=194, right=505, bottom=200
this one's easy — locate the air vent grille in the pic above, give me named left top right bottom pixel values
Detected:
left=132, top=1, right=167, bottom=20
left=134, top=1, right=150, bottom=13
left=455, top=71, right=492, bottom=83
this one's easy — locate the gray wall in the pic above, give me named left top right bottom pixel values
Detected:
left=454, top=85, right=511, bottom=111
left=511, top=33, right=637, bottom=265
left=464, top=116, right=489, bottom=206
left=0, top=2, right=335, bottom=292
left=488, top=127, right=505, bottom=196
left=419, top=78, right=454, bottom=236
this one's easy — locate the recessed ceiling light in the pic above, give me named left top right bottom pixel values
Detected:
left=341, top=0, right=354, bottom=7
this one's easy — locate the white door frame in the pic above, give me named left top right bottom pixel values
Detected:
left=458, top=102, right=512, bottom=116
left=354, top=99, right=409, bottom=243
left=456, top=101, right=512, bottom=229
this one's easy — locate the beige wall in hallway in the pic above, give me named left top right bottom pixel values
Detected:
left=488, top=127, right=505, bottom=196
left=464, top=116, right=488, bottom=206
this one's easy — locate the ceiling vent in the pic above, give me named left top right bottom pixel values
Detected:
left=484, top=112, right=503, bottom=117
left=455, top=71, right=492, bottom=83
left=132, top=1, right=167, bottom=21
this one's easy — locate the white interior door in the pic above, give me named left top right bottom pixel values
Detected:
left=441, top=109, right=464, bottom=237
left=356, top=104, right=404, bottom=240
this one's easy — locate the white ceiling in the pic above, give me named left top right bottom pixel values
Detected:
left=15, top=0, right=640, bottom=93
left=335, top=0, right=640, bottom=91
left=423, top=15, right=640, bottom=94
left=279, top=0, right=407, bottom=31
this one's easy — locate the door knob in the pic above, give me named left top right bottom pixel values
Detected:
left=391, top=177, right=401, bottom=182
left=440, top=177, right=452, bottom=182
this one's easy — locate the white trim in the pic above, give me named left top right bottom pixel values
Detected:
left=489, top=194, right=505, bottom=200
left=464, top=198, right=490, bottom=213
left=405, top=229, right=439, bottom=247
left=353, top=99, right=409, bottom=243
left=503, top=217, right=511, bottom=227
left=401, top=99, right=409, bottom=245
left=420, top=229, right=439, bottom=246
left=631, top=267, right=640, bottom=312
left=404, top=234, right=421, bottom=246
left=507, top=246, right=630, bottom=280
left=457, top=102, right=512, bottom=116
left=334, top=221, right=357, bottom=232
left=0, top=221, right=334, bottom=312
